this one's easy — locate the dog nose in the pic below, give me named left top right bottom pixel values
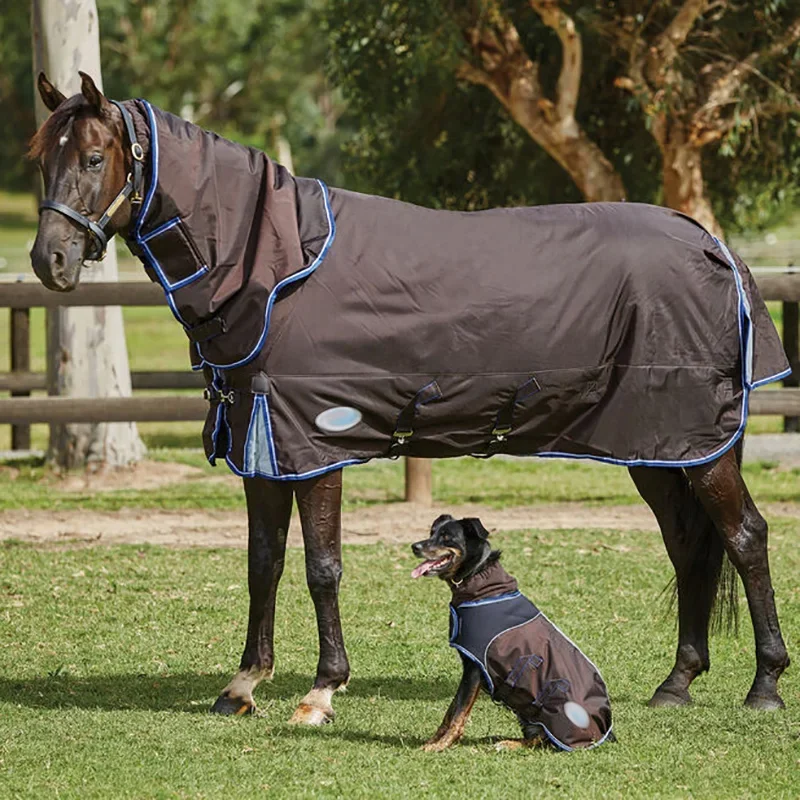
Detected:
left=411, top=541, right=425, bottom=556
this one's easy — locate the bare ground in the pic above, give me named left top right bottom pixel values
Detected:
left=2, top=459, right=798, bottom=548
left=2, top=500, right=800, bottom=549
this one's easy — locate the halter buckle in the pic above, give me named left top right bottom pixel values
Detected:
left=131, top=142, right=145, bottom=162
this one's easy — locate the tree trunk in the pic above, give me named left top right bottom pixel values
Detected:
left=32, top=0, right=146, bottom=469
left=655, top=120, right=723, bottom=238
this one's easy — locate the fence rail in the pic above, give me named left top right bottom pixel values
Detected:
left=2, top=275, right=799, bottom=430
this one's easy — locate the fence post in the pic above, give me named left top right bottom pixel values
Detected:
left=10, top=306, right=31, bottom=450
left=784, top=300, right=799, bottom=432
left=45, top=306, right=65, bottom=458
left=405, top=457, right=432, bottom=504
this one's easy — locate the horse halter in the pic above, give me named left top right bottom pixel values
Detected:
left=38, top=100, right=145, bottom=262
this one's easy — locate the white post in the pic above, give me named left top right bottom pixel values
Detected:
left=31, top=0, right=145, bottom=468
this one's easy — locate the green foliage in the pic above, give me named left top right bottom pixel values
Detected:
left=325, top=0, right=800, bottom=229
left=97, top=0, right=349, bottom=181
left=0, top=528, right=799, bottom=797
left=0, top=4, right=36, bottom=192
left=324, top=1, right=660, bottom=208
left=1, top=1, right=349, bottom=190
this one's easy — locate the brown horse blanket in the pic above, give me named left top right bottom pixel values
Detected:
left=122, top=100, right=790, bottom=480
left=448, top=560, right=612, bottom=750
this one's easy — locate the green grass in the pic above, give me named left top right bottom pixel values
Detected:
left=0, top=455, right=799, bottom=513
left=1, top=524, right=798, bottom=799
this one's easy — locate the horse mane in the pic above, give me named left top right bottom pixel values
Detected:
left=27, top=95, right=95, bottom=160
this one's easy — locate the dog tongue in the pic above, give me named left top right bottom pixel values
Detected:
left=411, top=558, right=442, bottom=579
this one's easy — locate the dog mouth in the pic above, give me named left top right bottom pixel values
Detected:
left=411, top=551, right=456, bottom=579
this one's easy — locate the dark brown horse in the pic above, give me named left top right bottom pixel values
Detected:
left=29, top=73, right=789, bottom=725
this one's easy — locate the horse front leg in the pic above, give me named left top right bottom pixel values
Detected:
left=211, top=477, right=294, bottom=715
left=289, top=469, right=350, bottom=725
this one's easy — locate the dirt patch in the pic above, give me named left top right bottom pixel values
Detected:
left=2, top=501, right=797, bottom=550
left=55, top=461, right=209, bottom=493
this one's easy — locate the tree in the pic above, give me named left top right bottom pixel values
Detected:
left=610, top=0, right=800, bottom=236
left=326, top=1, right=800, bottom=234
left=96, top=0, right=350, bottom=182
left=0, top=3, right=37, bottom=191
left=32, top=0, right=145, bottom=469
left=326, top=1, right=632, bottom=206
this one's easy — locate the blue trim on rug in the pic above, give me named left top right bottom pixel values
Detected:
left=197, top=179, right=337, bottom=371
left=455, top=591, right=522, bottom=609
left=510, top=238, right=784, bottom=469
left=449, top=642, right=494, bottom=694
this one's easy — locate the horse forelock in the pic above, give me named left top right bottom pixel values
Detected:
left=28, top=95, right=113, bottom=161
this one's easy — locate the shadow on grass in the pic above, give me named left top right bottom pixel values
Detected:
left=0, top=671, right=456, bottom=712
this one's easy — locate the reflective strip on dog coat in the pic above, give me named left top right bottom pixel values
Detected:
left=450, top=591, right=613, bottom=750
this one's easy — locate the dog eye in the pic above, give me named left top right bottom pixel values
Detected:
left=86, top=154, right=104, bottom=169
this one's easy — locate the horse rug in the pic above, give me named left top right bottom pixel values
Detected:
left=121, top=99, right=791, bottom=480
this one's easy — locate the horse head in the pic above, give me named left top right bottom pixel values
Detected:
left=29, top=72, right=135, bottom=291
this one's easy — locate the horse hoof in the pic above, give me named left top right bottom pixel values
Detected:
left=210, top=693, right=255, bottom=716
left=744, top=693, right=785, bottom=711
left=288, top=702, right=334, bottom=726
left=648, top=687, right=691, bottom=708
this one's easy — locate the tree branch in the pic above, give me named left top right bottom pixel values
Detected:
left=692, top=14, right=800, bottom=136
left=761, top=15, right=800, bottom=60
left=644, top=0, right=709, bottom=87
left=529, top=0, right=582, bottom=121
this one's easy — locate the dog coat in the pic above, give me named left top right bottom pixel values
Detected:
left=449, top=561, right=612, bottom=750
left=120, top=99, right=791, bottom=481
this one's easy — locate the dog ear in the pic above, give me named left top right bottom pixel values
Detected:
left=38, top=73, right=66, bottom=112
left=461, top=518, right=490, bottom=540
left=431, top=514, right=454, bottom=530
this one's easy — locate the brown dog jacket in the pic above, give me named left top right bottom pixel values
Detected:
left=449, top=561, right=612, bottom=750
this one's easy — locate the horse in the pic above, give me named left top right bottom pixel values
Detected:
left=28, top=72, right=790, bottom=726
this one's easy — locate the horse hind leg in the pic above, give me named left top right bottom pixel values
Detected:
left=686, top=448, right=789, bottom=710
left=630, top=465, right=730, bottom=707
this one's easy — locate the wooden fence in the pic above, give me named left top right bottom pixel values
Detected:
left=1, top=272, right=799, bottom=497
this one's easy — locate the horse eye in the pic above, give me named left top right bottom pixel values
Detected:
left=87, top=154, right=104, bottom=169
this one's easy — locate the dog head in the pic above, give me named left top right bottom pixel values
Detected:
left=410, top=514, right=493, bottom=582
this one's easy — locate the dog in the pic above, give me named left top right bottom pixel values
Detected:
left=411, top=514, right=613, bottom=752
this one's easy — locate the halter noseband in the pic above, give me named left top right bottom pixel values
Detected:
left=38, top=100, right=145, bottom=262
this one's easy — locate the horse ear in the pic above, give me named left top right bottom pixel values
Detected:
left=79, top=71, right=111, bottom=115
left=37, top=73, right=66, bottom=112
left=462, top=518, right=490, bottom=540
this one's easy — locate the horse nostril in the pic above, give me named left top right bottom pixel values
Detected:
left=51, top=250, right=66, bottom=275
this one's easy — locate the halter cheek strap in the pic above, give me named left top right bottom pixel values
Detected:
left=38, top=100, right=145, bottom=262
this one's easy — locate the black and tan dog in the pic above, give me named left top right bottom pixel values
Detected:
left=412, top=514, right=613, bottom=752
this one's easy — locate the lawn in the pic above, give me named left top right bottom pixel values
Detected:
left=0, top=455, right=799, bottom=513
left=2, top=187, right=800, bottom=797
left=1, top=522, right=798, bottom=799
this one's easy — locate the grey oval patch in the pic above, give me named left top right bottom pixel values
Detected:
left=315, top=406, right=362, bottom=433
left=564, top=701, right=591, bottom=729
